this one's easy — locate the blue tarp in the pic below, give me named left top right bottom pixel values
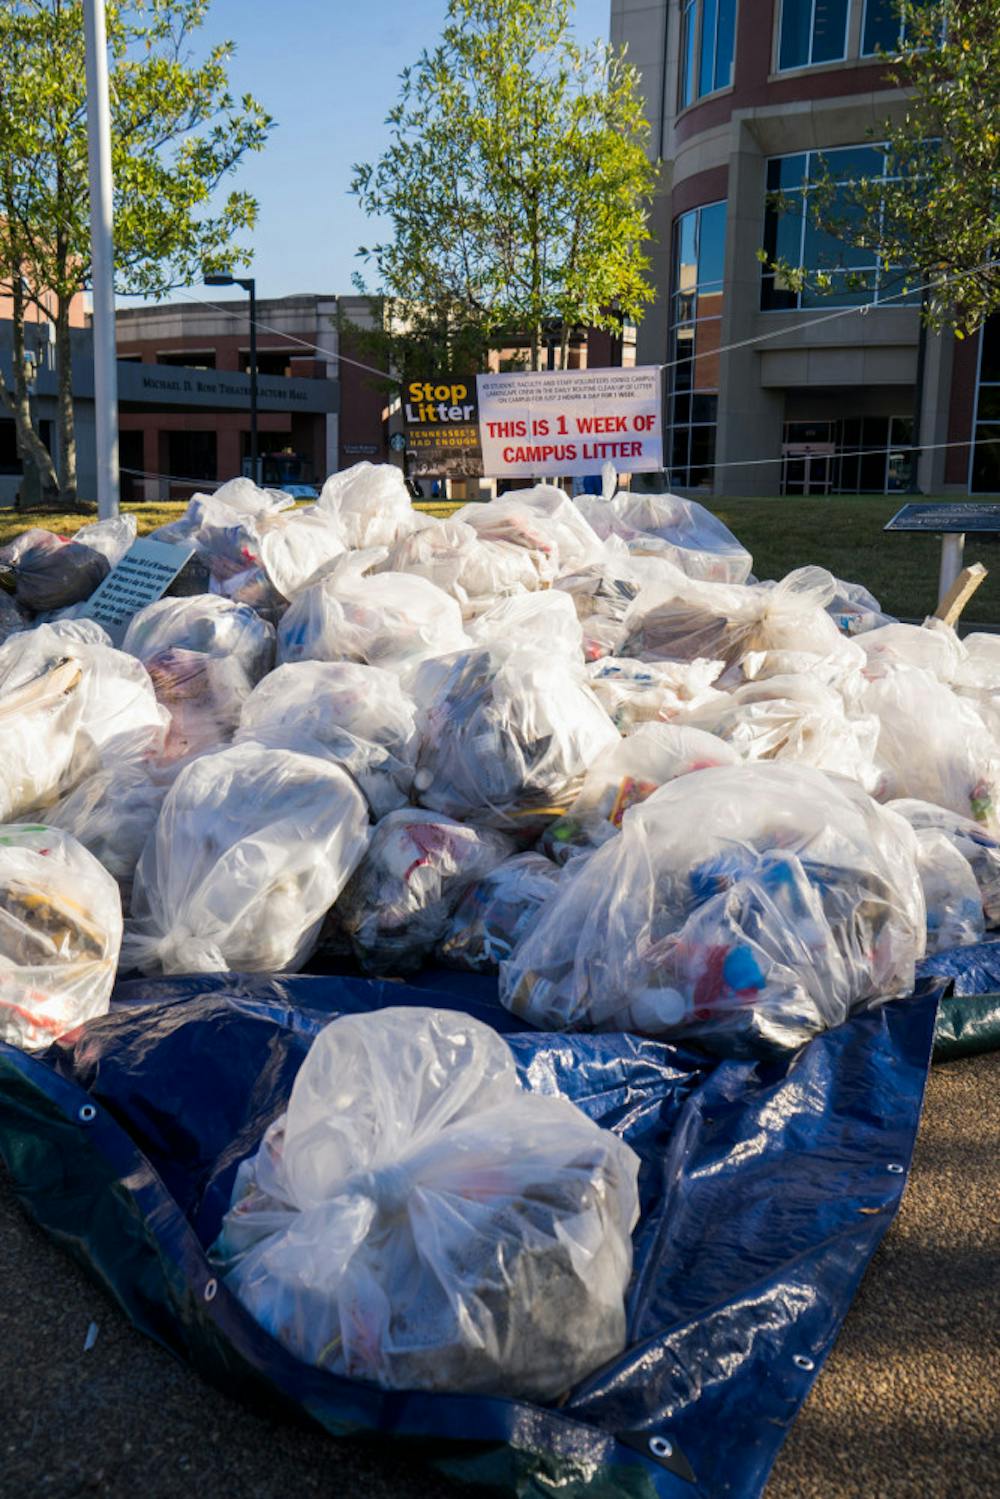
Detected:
left=919, top=935, right=1000, bottom=995
left=0, top=974, right=941, bottom=1498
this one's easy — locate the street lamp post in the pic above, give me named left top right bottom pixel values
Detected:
left=83, top=0, right=120, bottom=517
left=205, top=273, right=257, bottom=482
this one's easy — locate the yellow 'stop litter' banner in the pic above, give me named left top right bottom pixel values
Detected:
left=476, top=367, right=663, bottom=478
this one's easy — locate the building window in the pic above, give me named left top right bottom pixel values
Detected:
left=862, top=0, right=941, bottom=55
left=761, top=144, right=917, bottom=310
left=667, top=199, right=726, bottom=490
left=156, top=350, right=217, bottom=370
left=971, top=315, right=1000, bottom=494
left=679, top=0, right=736, bottom=109
left=781, top=415, right=913, bottom=494
left=778, top=0, right=850, bottom=72
left=0, top=418, right=52, bottom=476
left=167, top=430, right=217, bottom=483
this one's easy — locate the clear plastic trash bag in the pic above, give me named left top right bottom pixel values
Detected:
left=277, top=570, right=467, bottom=671
left=622, top=565, right=844, bottom=670
left=826, top=575, right=895, bottom=636
left=0, top=823, right=122, bottom=1051
left=500, top=762, right=926, bottom=1054
left=317, top=462, right=419, bottom=550
left=857, top=619, right=965, bottom=682
left=553, top=561, right=639, bottom=660
left=577, top=489, right=752, bottom=584
left=123, top=594, right=275, bottom=684
left=858, top=666, right=1000, bottom=832
left=437, top=852, right=562, bottom=972
left=0, top=624, right=168, bottom=815
left=909, top=828, right=984, bottom=954
left=381, top=519, right=540, bottom=618
left=0, top=512, right=136, bottom=612
left=47, top=764, right=171, bottom=909
left=453, top=485, right=607, bottom=579
left=124, top=743, right=371, bottom=975
left=0, top=657, right=93, bottom=822
left=237, top=661, right=418, bottom=818
left=411, top=646, right=619, bottom=830
left=683, top=673, right=882, bottom=791
left=541, top=722, right=740, bottom=865
left=212, top=1006, right=640, bottom=1400
left=887, top=797, right=1000, bottom=927
left=124, top=596, right=276, bottom=762
left=586, top=655, right=726, bottom=732
left=467, top=589, right=584, bottom=661
left=338, top=809, right=514, bottom=973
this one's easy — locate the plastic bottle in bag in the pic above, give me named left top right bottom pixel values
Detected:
left=586, top=655, right=726, bottom=732
left=500, top=762, right=925, bottom=1054
left=338, top=809, right=514, bottom=973
left=0, top=823, right=122, bottom=1051
left=124, top=742, right=371, bottom=975
left=212, top=1007, right=640, bottom=1400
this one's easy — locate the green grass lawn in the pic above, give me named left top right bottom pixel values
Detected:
left=3, top=493, right=998, bottom=624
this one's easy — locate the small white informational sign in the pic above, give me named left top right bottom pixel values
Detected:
left=476, top=366, right=663, bottom=478
left=81, top=536, right=195, bottom=642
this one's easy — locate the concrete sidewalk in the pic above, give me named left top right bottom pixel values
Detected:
left=1, top=1052, right=996, bottom=1499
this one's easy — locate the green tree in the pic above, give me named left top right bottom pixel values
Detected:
left=0, top=0, right=272, bottom=505
left=760, top=0, right=1000, bottom=335
left=350, top=0, right=657, bottom=379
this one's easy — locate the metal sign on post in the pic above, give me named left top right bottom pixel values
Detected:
left=83, top=0, right=120, bottom=518
left=885, top=502, right=1000, bottom=608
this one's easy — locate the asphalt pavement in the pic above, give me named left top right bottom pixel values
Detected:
left=0, top=1051, right=997, bottom=1499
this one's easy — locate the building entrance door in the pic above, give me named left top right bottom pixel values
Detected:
left=781, top=443, right=835, bottom=495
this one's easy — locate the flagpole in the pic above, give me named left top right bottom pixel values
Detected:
left=83, top=0, right=120, bottom=517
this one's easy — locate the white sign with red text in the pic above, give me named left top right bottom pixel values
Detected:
left=476, top=366, right=662, bottom=478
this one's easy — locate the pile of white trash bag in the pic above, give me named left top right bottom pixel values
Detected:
left=4, top=458, right=1000, bottom=1397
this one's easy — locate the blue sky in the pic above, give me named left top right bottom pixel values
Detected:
left=141, top=0, right=612, bottom=304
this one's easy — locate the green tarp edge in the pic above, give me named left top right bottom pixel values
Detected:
left=932, top=993, right=1000, bottom=1062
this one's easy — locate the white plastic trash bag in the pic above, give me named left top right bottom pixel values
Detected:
left=554, top=561, right=639, bottom=660
left=212, top=1007, right=640, bottom=1400
left=683, top=674, right=882, bottom=791
left=453, top=485, right=607, bottom=579
left=0, top=824, right=122, bottom=1051
left=277, top=571, right=467, bottom=670
left=500, top=762, right=926, bottom=1054
left=586, top=655, right=725, bottom=732
left=467, top=589, right=584, bottom=661
left=542, top=722, right=740, bottom=864
left=237, top=661, right=418, bottom=817
left=47, top=765, right=170, bottom=909
left=124, top=743, right=371, bottom=975
left=338, top=809, right=514, bottom=973
left=888, top=798, right=1000, bottom=927
left=124, top=595, right=275, bottom=762
left=622, top=565, right=844, bottom=670
left=382, top=520, right=539, bottom=618
left=411, top=646, right=618, bottom=830
left=438, top=853, right=562, bottom=972
left=909, top=828, right=984, bottom=954
left=317, top=462, right=418, bottom=550
left=577, top=490, right=752, bottom=584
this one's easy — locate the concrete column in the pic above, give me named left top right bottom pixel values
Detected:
left=142, top=425, right=159, bottom=501
left=714, top=120, right=784, bottom=496
left=918, top=329, right=953, bottom=495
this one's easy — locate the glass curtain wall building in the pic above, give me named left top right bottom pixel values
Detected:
left=610, top=0, right=989, bottom=496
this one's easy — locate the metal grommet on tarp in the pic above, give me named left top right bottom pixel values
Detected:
left=78, top=1103, right=97, bottom=1123
left=793, top=1354, right=815, bottom=1371
left=203, top=1278, right=218, bottom=1303
left=617, top=1429, right=696, bottom=1484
